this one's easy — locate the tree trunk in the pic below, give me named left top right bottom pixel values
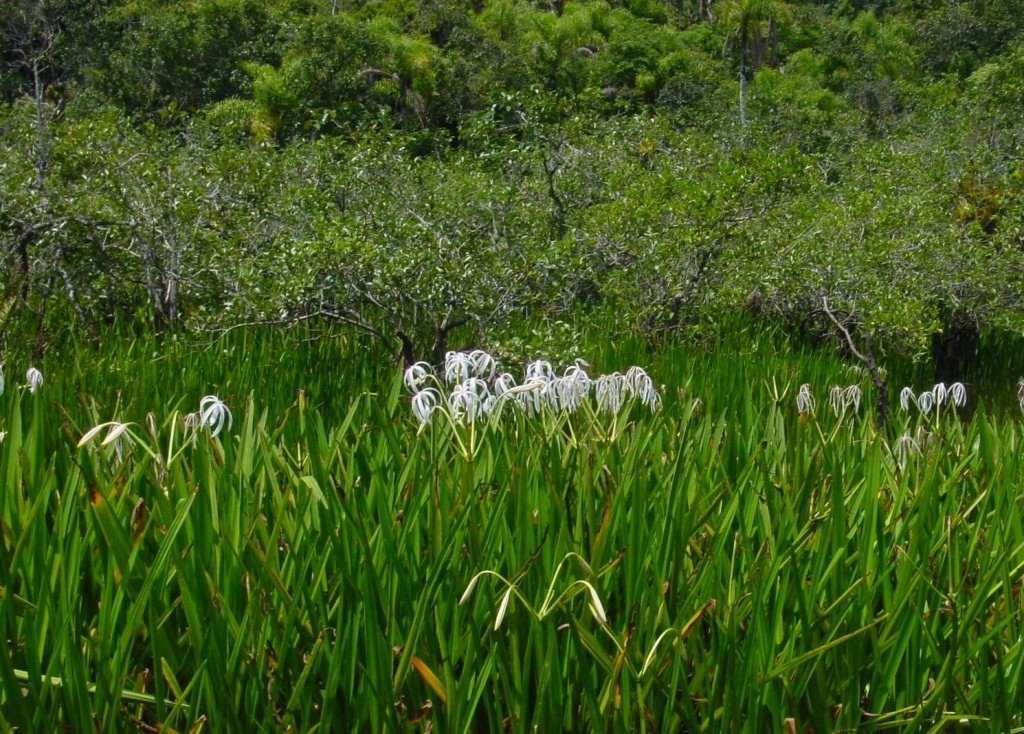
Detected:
left=931, top=317, right=978, bottom=383
left=739, top=62, right=748, bottom=126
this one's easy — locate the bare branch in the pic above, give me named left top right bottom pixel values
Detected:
left=821, top=297, right=889, bottom=425
left=821, top=297, right=870, bottom=364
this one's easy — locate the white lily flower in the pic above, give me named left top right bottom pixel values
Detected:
left=947, top=382, right=966, bottom=407
left=183, top=411, right=202, bottom=431
left=26, top=367, right=43, bottom=394
left=494, top=372, right=518, bottom=397
left=78, top=420, right=128, bottom=447
left=830, top=385, right=861, bottom=416
left=445, top=350, right=499, bottom=384
left=462, top=377, right=491, bottom=397
left=894, top=434, right=922, bottom=468
left=445, top=351, right=473, bottom=385
left=182, top=411, right=202, bottom=446
left=899, top=387, right=917, bottom=412
left=79, top=421, right=136, bottom=463
left=554, top=366, right=592, bottom=413
left=829, top=386, right=845, bottom=416
left=525, top=360, right=556, bottom=383
left=550, top=379, right=571, bottom=411
left=469, top=349, right=497, bottom=380
left=404, top=362, right=433, bottom=394
left=594, top=373, right=626, bottom=414
left=625, top=366, right=661, bottom=411
left=448, top=379, right=491, bottom=424
left=541, top=376, right=564, bottom=412
left=796, top=384, right=814, bottom=414
left=844, top=385, right=861, bottom=412
left=515, top=381, right=546, bottom=416
left=199, top=395, right=232, bottom=437
left=917, top=391, right=934, bottom=414
left=931, top=383, right=948, bottom=406
left=411, top=388, right=441, bottom=426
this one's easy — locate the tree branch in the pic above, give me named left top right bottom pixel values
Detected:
left=821, top=298, right=888, bottom=425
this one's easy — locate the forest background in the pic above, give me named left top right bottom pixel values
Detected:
left=7, top=3, right=1024, bottom=732
left=2, top=0, right=1024, bottom=375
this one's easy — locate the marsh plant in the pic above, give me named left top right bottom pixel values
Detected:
left=4, top=329, right=1024, bottom=734
left=25, top=367, right=43, bottom=394
left=404, top=350, right=661, bottom=455
left=828, top=384, right=862, bottom=417
left=899, top=382, right=967, bottom=415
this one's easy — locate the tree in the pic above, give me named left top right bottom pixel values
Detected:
left=88, top=0, right=279, bottom=118
left=716, top=0, right=793, bottom=125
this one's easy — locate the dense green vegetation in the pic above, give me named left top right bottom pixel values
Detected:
left=3, top=1, right=1024, bottom=731
left=2, top=327, right=1024, bottom=732
left=1, top=0, right=1023, bottom=371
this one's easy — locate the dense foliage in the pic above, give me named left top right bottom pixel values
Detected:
left=1, top=0, right=1023, bottom=373
left=3, top=326, right=1024, bottom=732
left=4, top=5, right=1024, bottom=728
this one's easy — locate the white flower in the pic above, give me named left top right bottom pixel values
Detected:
left=829, top=386, right=844, bottom=416
left=78, top=420, right=131, bottom=447
left=198, top=395, right=232, bottom=437
left=494, top=372, right=518, bottom=397
left=404, top=362, right=433, bottom=394
left=899, top=387, right=917, bottom=412
left=448, top=378, right=491, bottom=424
left=515, top=383, right=544, bottom=416
left=78, top=421, right=136, bottom=463
left=469, top=349, right=497, bottom=380
left=445, top=351, right=473, bottom=385
left=829, top=385, right=861, bottom=416
left=894, top=434, right=921, bottom=468
left=411, top=388, right=441, bottom=426
left=844, top=385, right=861, bottom=411
left=183, top=411, right=201, bottom=431
left=917, top=391, right=934, bottom=414
left=625, top=366, right=661, bottom=411
left=594, top=373, right=625, bottom=414
left=947, top=382, right=966, bottom=407
left=26, top=367, right=43, bottom=394
left=445, top=350, right=498, bottom=384
left=796, top=383, right=814, bottom=414
left=525, top=360, right=556, bottom=384
left=931, top=383, right=948, bottom=406
left=554, top=365, right=591, bottom=413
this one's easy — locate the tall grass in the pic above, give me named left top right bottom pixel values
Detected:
left=2, top=324, right=1023, bottom=732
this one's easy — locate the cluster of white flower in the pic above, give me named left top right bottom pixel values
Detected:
left=899, top=382, right=966, bottom=413
left=794, top=383, right=861, bottom=416
left=796, top=381, right=970, bottom=419
left=829, top=385, right=862, bottom=416
left=404, top=350, right=661, bottom=427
